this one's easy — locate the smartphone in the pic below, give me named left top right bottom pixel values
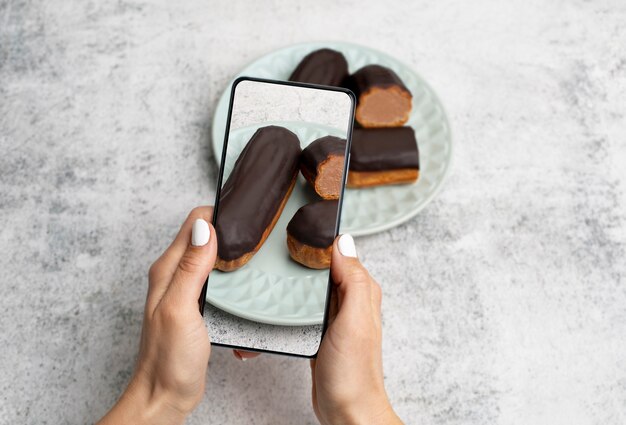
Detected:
left=200, top=77, right=355, bottom=358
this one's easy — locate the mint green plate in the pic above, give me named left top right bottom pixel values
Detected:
left=209, top=42, right=452, bottom=325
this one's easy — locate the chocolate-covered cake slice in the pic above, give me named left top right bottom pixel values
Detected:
left=215, top=126, right=302, bottom=271
left=347, top=65, right=412, bottom=128
left=300, top=135, right=346, bottom=200
left=289, top=48, right=349, bottom=87
left=286, top=200, right=338, bottom=269
left=348, top=127, right=419, bottom=187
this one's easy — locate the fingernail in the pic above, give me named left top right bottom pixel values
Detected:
left=191, top=219, right=210, bottom=246
left=338, top=234, right=357, bottom=258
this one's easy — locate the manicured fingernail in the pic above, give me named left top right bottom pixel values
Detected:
left=191, top=219, right=210, bottom=246
left=338, top=234, right=357, bottom=258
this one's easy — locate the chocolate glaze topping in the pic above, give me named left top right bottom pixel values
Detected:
left=346, top=64, right=411, bottom=98
left=349, top=127, right=419, bottom=171
left=216, top=126, right=301, bottom=261
left=287, top=200, right=339, bottom=248
left=300, top=135, right=346, bottom=180
left=289, top=49, right=349, bottom=87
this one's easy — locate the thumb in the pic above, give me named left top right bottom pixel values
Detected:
left=330, top=234, right=372, bottom=316
left=164, top=218, right=217, bottom=308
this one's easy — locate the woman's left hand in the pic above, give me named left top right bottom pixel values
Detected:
left=98, top=206, right=217, bottom=425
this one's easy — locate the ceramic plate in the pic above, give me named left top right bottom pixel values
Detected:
left=211, top=41, right=453, bottom=237
left=207, top=122, right=345, bottom=325
left=208, top=42, right=452, bottom=325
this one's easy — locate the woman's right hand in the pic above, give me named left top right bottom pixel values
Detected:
left=310, top=234, right=403, bottom=425
left=235, top=234, right=403, bottom=424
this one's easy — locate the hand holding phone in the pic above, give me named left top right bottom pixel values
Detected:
left=98, top=78, right=404, bottom=424
left=311, top=235, right=403, bottom=424
left=98, top=209, right=404, bottom=424
left=98, top=207, right=217, bottom=425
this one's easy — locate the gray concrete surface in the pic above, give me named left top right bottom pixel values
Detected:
left=1, top=1, right=625, bottom=424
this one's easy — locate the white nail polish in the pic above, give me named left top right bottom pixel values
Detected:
left=191, top=219, right=210, bottom=246
left=338, top=234, right=357, bottom=258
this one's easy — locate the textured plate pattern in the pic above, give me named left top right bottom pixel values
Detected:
left=207, top=123, right=345, bottom=326
left=211, top=41, right=453, bottom=236
left=207, top=267, right=328, bottom=326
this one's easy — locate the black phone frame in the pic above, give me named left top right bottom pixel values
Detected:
left=198, top=76, right=356, bottom=359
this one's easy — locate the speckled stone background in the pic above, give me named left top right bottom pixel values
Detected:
left=1, top=1, right=626, bottom=424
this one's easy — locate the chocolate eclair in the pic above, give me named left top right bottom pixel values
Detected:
left=346, top=65, right=412, bottom=128
left=347, top=127, right=419, bottom=187
left=300, top=136, right=346, bottom=200
left=289, top=48, right=349, bottom=87
left=215, top=126, right=302, bottom=271
left=287, top=200, right=338, bottom=269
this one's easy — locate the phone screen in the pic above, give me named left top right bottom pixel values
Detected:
left=202, top=78, right=355, bottom=357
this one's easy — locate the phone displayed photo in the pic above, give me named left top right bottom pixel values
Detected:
left=200, top=77, right=355, bottom=358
